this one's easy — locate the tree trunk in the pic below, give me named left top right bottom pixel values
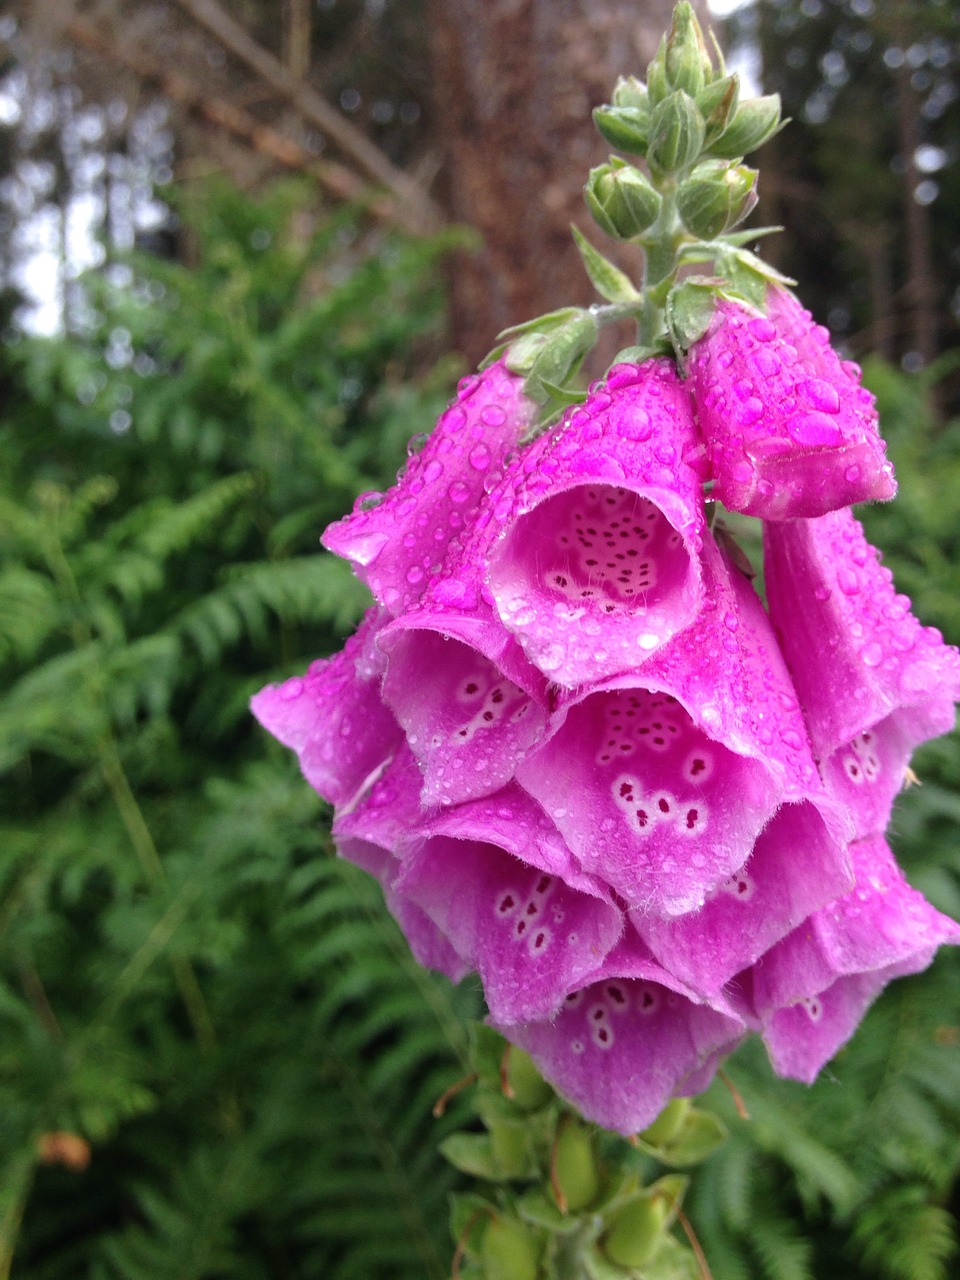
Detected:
left=428, top=0, right=711, bottom=365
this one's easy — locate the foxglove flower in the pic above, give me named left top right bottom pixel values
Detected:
left=322, top=360, right=534, bottom=615
left=687, top=286, right=896, bottom=520
left=485, top=359, right=709, bottom=688
left=764, top=508, right=960, bottom=837
left=747, top=834, right=960, bottom=1083
left=394, top=784, right=623, bottom=1024
left=492, top=935, right=746, bottom=1136
left=377, top=518, right=550, bottom=809
left=250, top=608, right=402, bottom=808
left=333, top=745, right=470, bottom=984
left=633, top=799, right=852, bottom=997
left=516, top=534, right=824, bottom=916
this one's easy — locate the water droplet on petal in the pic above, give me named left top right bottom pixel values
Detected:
left=468, top=443, right=491, bottom=470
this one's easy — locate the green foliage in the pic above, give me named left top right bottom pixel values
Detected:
left=0, top=181, right=481, bottom=1278
left=687, top=358, right=960, bottom=1280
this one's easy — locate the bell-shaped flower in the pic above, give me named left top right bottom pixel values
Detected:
left=250, top=608, right=403, bottom=809
left=490, top=934, right=746, bottom=1135
left=516, top=534, right=822, bottom=916
left=746, top=834, right=960, bottom=1083
left=378, top=511, right=551, bottom=809
left=485, top=359, right=709, bottom=688
left=322, top=360, right=534, bottom=615
left=394, top=784, right=623, bottom=1024
left=687, top=286, right=896, bottom=519
left=764, top=509, right=960, bottom=838
left=632, top=798, right=853, bottom=997
left=333, top=744, right=470, bottom=985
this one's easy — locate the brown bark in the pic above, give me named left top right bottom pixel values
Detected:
left=427, top=0, right=713, bottom=365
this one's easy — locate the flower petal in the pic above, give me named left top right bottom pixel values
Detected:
left=486, top=359, right=708, bottom=687
left=749, top=833, right=960, bottom=1082
left=396, top=785, right=623, bottom=1023
left=764, top=508, right=960, bottom=836
left=688, top=286, right=896, bottom=519
left=492, top=936, right=745, bottom=1135
left=322, top=361, right=534, bottom=614
left=633, top=799, right=853, bottom=996
left=516, top=536, right=822, bottom=915
left=250, top=609, right=402, bottom=808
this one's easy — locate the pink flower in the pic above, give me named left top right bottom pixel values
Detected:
left=485, top=360, right=709, bottom=687
left=746, top=835, right=960, bottom=1083
left=516, top=535, right=826, bottom=916
left=250, top=608, right=402, bottom=809
left=764, top=508, right=960, bottom=838
left=687, top=286, right=896, bottom=519
left=322, top=360, right=535, bottom=615
left=492, top=934, right=746, bottom=1136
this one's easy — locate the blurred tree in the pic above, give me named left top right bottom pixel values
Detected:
left=731, top=0, right=960, bottom=381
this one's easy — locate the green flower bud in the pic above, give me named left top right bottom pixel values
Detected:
left=503, top=1047, right=553, bottom=1112
left=551, top=1119, right=601, bottom=1213
left=585, top=163, right=661, bottom=240
left=697, top=74, right=739, bottom=141
left=677, top=160, right=758, bottom=238
left=640, top=1098, right=690, bottom=1146
left=646, top=37, right=669, bottom=107
left=611, top=75, right=648, bottom=111
left=489, top=1118, right=534, bottom=1179
left=593, top=105, right=650, bottom=155
left=648, top=90, right=706, bottom=174
left=602, top=1195, right=668, bottom=1269
left=708, top=93, right=782, bottom=159
left=481, top=1215, right=540, bottom=1280
left=665, top=2, right=712, bottom=97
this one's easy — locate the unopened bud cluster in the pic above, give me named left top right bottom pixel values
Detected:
left=589, top=0, right=780, bottom=290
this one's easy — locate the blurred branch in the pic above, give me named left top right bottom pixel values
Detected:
left=173, top=0, right=443, bottom=231
left=66, top=17, right=422, bottom=233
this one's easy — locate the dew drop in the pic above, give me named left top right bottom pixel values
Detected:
left=469, top=443, right=491, bottom=470
left=861, top=641, right=884, bottom=668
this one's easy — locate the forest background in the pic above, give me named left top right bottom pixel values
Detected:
left=1, top=2, right=959, bottom=1278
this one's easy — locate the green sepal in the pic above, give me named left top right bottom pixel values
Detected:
left=611, top=75, right=649, bottom=111
left=503, top=1044, right=555, bottom=1112
left=646, top=37, right=670, bottom=107
left=480, top=1213, right=543, bottom=1280
left=665, top=2, right=712, bottom=97
left=698, top=74, right=739, bottom=141
left=722, top=245, right=795, bottom=308
left=666, top=277, right=721, bottom=352
left=475, top=1090, right=553, bottom=1179
left=593, top=105, right=650, bottom=156
left=449, top=1191, right=496, bottom=1261
left=707, top=93, right=783, bottom=159
left=515, top=1188, right=585, bottom=1236
left=679, top=225, right=783, bottom=258
left=572, top=226, right=642, bottom=304
left=601, top=1194, right=668, bottom=1269
left=482, top=307, right=582, bottom=368
left=583, top=1246, right=634, bottom=1280
left=440, top=1132, right=506, bottom=1180
left=638, top=1107, right=728, bottom=1166
left=469, top=1023, right=514, bottom=1089
left=537, top=380, right=589, bottom=408
left=521, top=310, right=598, bottom=402
left=647, top=91, right=706, bottom=174
left=638, top=1098, right=691, bottom=1147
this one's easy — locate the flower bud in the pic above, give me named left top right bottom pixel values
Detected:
left=677, top=160, right=758, bottom=238
left=504, top=1046, right=553, bottom=1111
left=489, top=1117, right=535, bottom=1179
left=665, top=2, right=712, bottom=97
left=648, top=91, right=706, bottom=173
left=481, top=1215, right=540, bottom=1280
left=585, top=163, right=661, bottom=240
left=551, top=1118, right=601, bottom=1213
left=602, top=1195, right=668, bottom=1269
left=593, top=105, right=650, bottom=155
left=708, top=94, right=782, bottom=159
left=611, top=75, right=648, bottom=111
left=646, top=37, right=670, bottom=107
